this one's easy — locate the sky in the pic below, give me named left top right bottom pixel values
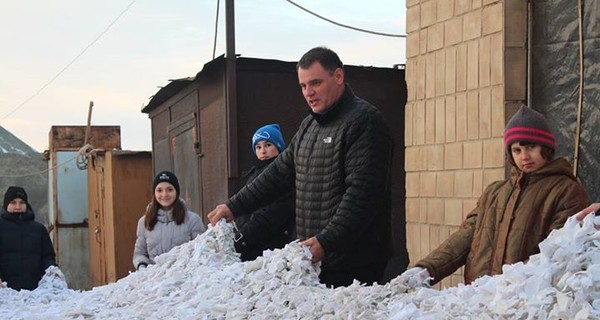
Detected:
left=0, top=0, right=406, bottom=152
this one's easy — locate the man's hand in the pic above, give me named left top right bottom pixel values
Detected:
left=575, top=203, right=600, bottom=221
left=208, top=204, right=234, bottom=225
left=299, top=236, right=325, bottom=263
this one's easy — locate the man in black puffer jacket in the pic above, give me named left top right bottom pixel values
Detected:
left=0, top=186, right=57, bottom=290
left=209, top=47, right=407, bottom=288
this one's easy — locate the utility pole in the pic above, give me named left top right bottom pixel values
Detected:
left=225, top=0, right=239, bottom=185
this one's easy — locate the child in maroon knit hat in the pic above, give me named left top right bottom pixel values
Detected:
left=395, top=104, right=588, bottom=289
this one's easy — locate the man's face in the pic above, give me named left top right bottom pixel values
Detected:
left=510, top=143, right=548, bottom=173
left=298, top=62, right=344, bottom=114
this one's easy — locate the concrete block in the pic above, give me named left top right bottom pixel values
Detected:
left=483, top=138, right=504, bottom=168
left=473, top=169, right=483, bottom=194
left=437, top=0, right=455, bottom=22
left=426, top=99, right=436, bottom=144
left=445, top=17, right=463, bottom=47
left=417, top=56, right=427, bottom=99
left=421, top=0, right=437, bottom=28
left=463, top=10, right=482, bottom=41
left=445, top=47, right=457, bottom=94
left=427, top=198, right=445, bottom=224
left=407, top=4, right=421, bottom=33
left=428, top=23, right=445, bottom=52
left=479, top=36, right=491, bottom=88
left=405, top=101, right=414, bottom=146
left=426, top=53, right=436, bottom=98
left=407, top=32, right=420, bottom=58
left=445, top=96, right=457, bottom=142
left=455, top=0, right=472, bottom=15
left=420, top=171, right=437, bottom=197
left=463, top=140, right=483, bottom=169
left=444, top=142, right=463, bottom=169
left=479, top=87, right=491, bottom=138
left=445, top=198, right=464, bottom=225
left=435, top=50, right=446, bottom=96
left=491, top=85, right=504, bottom=136
left=406, top=172, right=420, bottom=197
left=406, top=198, right=420, bottom=222
left=435, top=98, right=446, bottom=144
left=467, top=40, right=479, bottom=90
left=456, top=43, right=467, bottom=92
left=428, top=144, right=445, bottom=170
left=437, top=171, right=455, bottom=196
left=482, top=2, right=502, bottom=35
left=455, top=170, right=473, bottom=197
left=456, top=93, right=467, bottom=141
left=414, top=100, right=426, bottom=145
left=467, top=90, right=479, bottom=140
left=490, top=32, right=503, bottom=85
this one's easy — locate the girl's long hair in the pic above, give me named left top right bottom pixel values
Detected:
left=144, top=192, right=187, bottom=231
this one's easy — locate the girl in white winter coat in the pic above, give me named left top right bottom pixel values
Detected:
left=132, top=171, right=206, bottom=270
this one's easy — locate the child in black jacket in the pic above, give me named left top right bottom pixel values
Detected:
left=234, top=124, right=296, bottom=261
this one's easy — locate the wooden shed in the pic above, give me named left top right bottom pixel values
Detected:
left=141, top=56, right=408, bottom=268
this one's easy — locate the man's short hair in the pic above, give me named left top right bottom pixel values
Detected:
left=297, top=46, right=344, bottom=74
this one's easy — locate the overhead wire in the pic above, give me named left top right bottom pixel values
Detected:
left=1, top=0, right=137, bottom=122
left=285, top=0, right=406, bottom=38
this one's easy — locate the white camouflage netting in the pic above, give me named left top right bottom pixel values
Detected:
left=2, top=215, right=600, bottom=319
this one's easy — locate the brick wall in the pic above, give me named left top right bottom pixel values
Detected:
left=404, top=0, right=526, bottom=289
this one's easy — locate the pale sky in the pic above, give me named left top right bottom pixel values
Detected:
left=0, top=0, right=406, bottom=152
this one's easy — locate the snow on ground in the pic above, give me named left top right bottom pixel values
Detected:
left=2, top=216, right=600, bottom=319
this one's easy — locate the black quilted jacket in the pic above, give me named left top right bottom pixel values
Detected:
left=227, top=85, right=393, bottom=271
left=0, top=208, right=56, bottom=290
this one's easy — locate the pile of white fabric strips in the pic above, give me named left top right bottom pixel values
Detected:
left=2, top=216, right=600, bottom=320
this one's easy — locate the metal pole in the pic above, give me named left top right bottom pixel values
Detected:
left=225, top=0, right=239, bottom=188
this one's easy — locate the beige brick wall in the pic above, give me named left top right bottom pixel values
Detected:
left=404, top=0, right=524, bottom=289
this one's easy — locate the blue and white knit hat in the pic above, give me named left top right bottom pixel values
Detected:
left=252, top=124, right=286, bottom=153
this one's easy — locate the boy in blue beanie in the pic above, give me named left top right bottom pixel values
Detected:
left=233, top=124, right=296, bottom=261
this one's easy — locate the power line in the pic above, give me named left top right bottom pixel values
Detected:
left=1, top=0, right=137, bottom=122
left=285, top=0, right=406, bottom=38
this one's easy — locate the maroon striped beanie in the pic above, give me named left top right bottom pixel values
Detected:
left=504, top=106, right=556, bottom=152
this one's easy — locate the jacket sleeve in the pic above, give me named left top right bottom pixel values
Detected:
left=547, top=179, right=588, bottom=232
left=235, top=192, right=295, bottom=249
left=315, top=108, right=393, bottom=253
left=187, top=211, right=206, bottom=239
left=415, top=212, right=477, bottom=285
left=227, top=139, right=297, bottom=218
left=40, top=226, right=57, bottom=272
left=414, top=181, right=501, bottom=285
left=132, top=217, right=151, bottom=269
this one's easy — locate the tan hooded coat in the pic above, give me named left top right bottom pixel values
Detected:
left=416, top=158, right=588, bottom=285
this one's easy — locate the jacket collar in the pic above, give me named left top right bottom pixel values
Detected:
left=156, top=208, right=174, bottom=223
left=311, top=84, right=355, bottom=125
left=511, top=158, right=575, bottom=187
left=0, top=207, right=35, bottom=222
